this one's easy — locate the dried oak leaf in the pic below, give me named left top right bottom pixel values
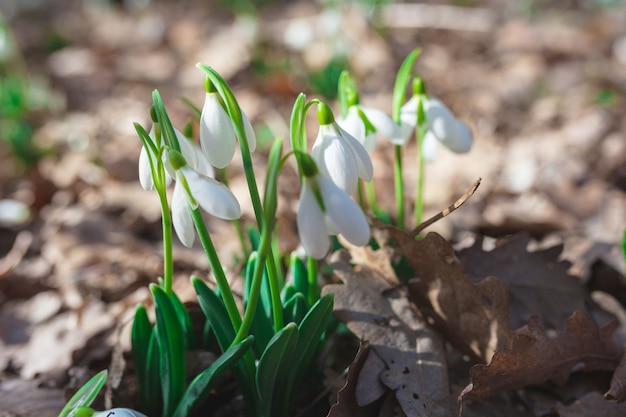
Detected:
left=456, top=234, right=588, bottom=331
left=555, top=392, right=626, bottom=417
left=377, top=228, right=513, bottom=362
left=322, top=251, right=453, bottom=417
left=460, top=311, right=621, bottom=402
left=605, top=344, right=626, bottom=402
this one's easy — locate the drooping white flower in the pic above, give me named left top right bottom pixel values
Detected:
left=297, top=174, right=370, bottom=259
left=390, top=95, right=473, bottom=161
left=337, top=105, right=398, bottom=152
left=138, top=127, right=205, bottom=191
left=172, top=164, right=241, bottom=247
left=92, top=408, right=148, bottom=417
left=311, top=123, right=373, bottom=194
left=199, top=92, right=257, bottom=169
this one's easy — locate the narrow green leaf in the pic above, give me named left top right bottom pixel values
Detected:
left=244, top=253, right=273, bottom=354
left=291, top=254, right=309, bottom=302
left=172, top=336, right=254, bottom=417
left=391, top=48, right=422, bottom=123
left=170, top=291, right=196, bottom=350
left=283, top=293, right=307, bottom=326
left=289, top=93, right=307, bottom=154
left=58, top=370, right=107, bottom=417
left=179, top=96, right=202, bottom=120
left=131, top=305, right=152, bottom=408
left=144, top=329, right=163, bottom=416
left=151, top=284, right=186, bottom=417
left=256, top=323, right=299, bottom=417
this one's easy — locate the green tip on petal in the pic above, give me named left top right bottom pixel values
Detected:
left=168, top=149, right=187, bottom=170
left=299, top=153, right=319, bottom=178
left=316, top=101, right=335, bottom=126
left=149, top=105, right=158, bottom=123
left=204, top=77, right=217, bottom=94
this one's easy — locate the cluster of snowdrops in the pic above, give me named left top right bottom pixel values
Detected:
left=59, top=50, right=472, bottom=417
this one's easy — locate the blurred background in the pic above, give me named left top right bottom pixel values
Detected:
left=0, top=0, right=625, bottom=414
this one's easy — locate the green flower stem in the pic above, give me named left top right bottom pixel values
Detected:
left=190, top=207, right=242, bottom=330
left=365, top=180, right=378, bottom=211
left=414, top=129, right=425, bottom=227
left=157, top=187, right=174, bottom=296
left=306, top=256, right=319, bottom=306
left=232, top=217, right=273, bottom=346
left=394, top=145, right=405, bottom=230
left=197, top=63, right=283, bottom=333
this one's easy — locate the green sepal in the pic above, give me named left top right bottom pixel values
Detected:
left=256, top=322, right=299, bottom=417
left=151, top=284, right=186, bottom=417
left=283, top=293, right=307, bottom=326
left=392, top=48, right=422, bottom=123
left=131, top=304, right=152, bottom=408
left=170, top=291, right=196, bottom=350
left=172, top=335, right=254, bottom=417
left=316, top=101, right=335, bottom=126
left=58, top=370, right=107, bottom=417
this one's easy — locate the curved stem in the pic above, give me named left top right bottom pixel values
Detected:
left=414, top=128, right=425, bottom=227
left=393, top=145, right=405, bottom=230
left=191, top=207, right=242, bottom=330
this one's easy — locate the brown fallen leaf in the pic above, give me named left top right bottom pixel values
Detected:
left=322, top=251, right=453, bottom=417
left=456, top=234, right=588, bottom=330
left=605, top=344, right=626, bottom=402
left=376, top=228, right=513, bottom=362
left=460, top=311, right=621, bottom=403
left=327, top=341, right=381, bottom=417
left=555, top=391, right=626, bottom=417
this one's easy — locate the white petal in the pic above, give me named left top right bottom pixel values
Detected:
left=421, top=131, right=438, bottom=162
left=336, top=125, right=373, bottom=182
left=138, top=146, right=154, bottom=190
left=337, top=109, right=367, bottom=149
left=175, top=129, right=198, bottom=168
left=423, top=97, right=457, bottom=145
left=388, top=96, right=418, bottom=146
left=312, top=126, right=359, bottom=194
left=318, top=176, right=370, bottom=246
left=362, top=107, right=398, bottom=139
left=185, top=168, right=241, bottom=220
left=446, top=120, right=473, bottom=153
left=297, top=179, right=330, bottom=259
left=200, top=93, right=236, bottom=169
left=172, top=180, right=196, bottom=247
left=242, top=111, right=257, bottom=153
left=192, top=145, right=216, bottom=178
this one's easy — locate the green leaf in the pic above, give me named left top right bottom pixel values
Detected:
left=151, top=284, right=186, bottom=417
left=58, top=370, right=107, bottom=417
left=172, top=335, right=254, bottom=417
left=131, top=305, right=152, bottom=408
left=289, top=93, right=307, bottom=155
left=244, top=253, right=273, bottom=354
left=152, top=90, right=181, bottom=153
left=170, top=291, right=196, bottom=350
left=392, top=48, right=422, bottom=123
left=144, top=329, right=163, bottom=416
left=283, top=293, right=307, bottom=326
left=256, top=323, right=299, bottom=417
left=290, top=254, right=309, bottom=302
left=289, top=294, right=334, bottom=392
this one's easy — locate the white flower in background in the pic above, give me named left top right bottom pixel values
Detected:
left=138, top=127, right=206, bottom=191
left=297, top=174, right=370, bottom=259
left=171, top=156, right=241, bottom=248
left=199, top=91, right=256, bottom=169
left=311, top=123, right=373, bottom=194
left=337, top=105, right=398, bottom=152
left=390, top=95, right=472, bottom=161
left=92, top=408, right=148, bottom=417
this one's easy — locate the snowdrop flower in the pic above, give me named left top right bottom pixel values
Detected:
left=337, top=104, right=398, bottom=152
left=391, top=95, right=472, bottom=161
left=297, top=174, right=370, bottom=259
left=169, top=151, right=241, bottom=248
left=92, top=408, right=148, bottom=417
left=311, top=103, right=373, bottom=194
left=199, top=89, right=256, bottom=169
left=138, top=126, right=205, bottom=191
